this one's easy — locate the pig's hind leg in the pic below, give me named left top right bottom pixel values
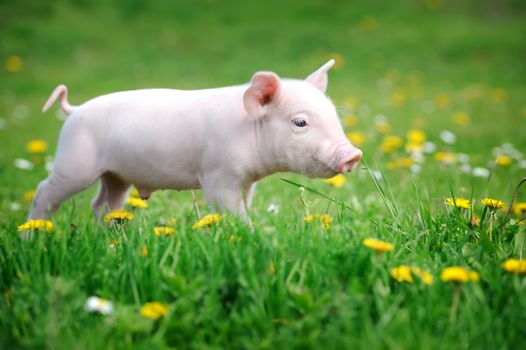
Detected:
left=28, top=129, right=101, bottom=223
left=28, top=171, right=99, bottom=222
left=91, top=172, right=130, bottom=217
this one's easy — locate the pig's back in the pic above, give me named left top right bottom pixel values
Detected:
left=59, top=86, right=249, bottom=189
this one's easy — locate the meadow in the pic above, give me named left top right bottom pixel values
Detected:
left=1, top=0, right=526, bottom=348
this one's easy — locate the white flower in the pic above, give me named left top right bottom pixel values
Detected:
left=473, top=167, right=490, bottom=178
left=372, top=170, right=383, bottom=180
left=456, top=153, right=470, bottom=164
left=13, top=105, right=29, bottom=120
left=460, top=164, right=471, bottom=173
left=519, top=160, right=526, bottom=169
left=374, top=114, right=387, bottom=124
left=422, top=142, right=437, bottom=154
left=45, top=159, right=54, bottom=173
left=410, top=152, right=425, bottom=163
left=502, top=143, right=514, bottom=151
left=440, top=130, right=456, bottom=145
left=492, top=147, right=502, bottom=157
left=410, top=164, right=421, bottom=173
left=494, top=143, right=523, bottom=160
left=377, top=78, right=393, bottom=93
left=85, top=296, right=113, bottom=315
left=421, top=100, right=435, bottom=114
left=357, top=104, right=371, bottom=117
left=9, top=202, right=21, bottom=211
left=14, top=158, right=34, bottom=170
left=267, top=203, right=280, bottom=214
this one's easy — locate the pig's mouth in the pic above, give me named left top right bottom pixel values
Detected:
left=307, top=156, right=341, bottom=178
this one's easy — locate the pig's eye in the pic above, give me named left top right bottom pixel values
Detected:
left=292, top=119, right=308, bottom=128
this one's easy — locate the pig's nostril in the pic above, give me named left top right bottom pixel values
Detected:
left=339, top=151, right=362, bottom=172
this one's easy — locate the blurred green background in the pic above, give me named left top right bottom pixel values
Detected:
left=1, top=0, right=525, bottom=214
left=1, top=1, right=526, bottom=348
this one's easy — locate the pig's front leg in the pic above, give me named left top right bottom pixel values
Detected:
left=244, top=182, right=257, bottom=208
left=201, top=179, right=250, bottom=223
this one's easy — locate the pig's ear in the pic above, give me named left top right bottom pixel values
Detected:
left=305, top=59, right=335, bottom=93
left=244, top=71, right=281, bottom=118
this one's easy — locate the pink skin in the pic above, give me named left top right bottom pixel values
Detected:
left=28, top=60, right=362, bottom=231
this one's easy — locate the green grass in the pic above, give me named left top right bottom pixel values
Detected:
left=1, top=0, right=526, bottom=348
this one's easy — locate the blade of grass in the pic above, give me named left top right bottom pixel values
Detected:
left=280, top=178, right=352, bottom=210
left=361, top=159, right=398, bottom=223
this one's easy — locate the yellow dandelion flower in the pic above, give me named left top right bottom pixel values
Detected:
left=386, top=157, right=414, bottom=170
left=343, top=115, right=358, bottom=128
left=268, top=261, right=276, bottom=274
left=347, top=131, right=365, bottom=147
left=23, top=190, right=35, bottom=203
left=453, top=112, right=470, bottom=125
left=140, top=302, right=168, bottom=320
left=129, top=187, right=140, bottom=198
left=381, top=135, right=403, bottom=153
left=405, top=142, right=423, bottom=153
left=5, top=55, right=23, bottom=73
left=434, top=152, right=456, bottom=165
left=304, top=214, right=333, bottom=230
left=424, top=0, right=444, bottom=10
left=154, top=226, right=175, bottom=237
left=390, top=266, right=434, bottom=285
left=127, top=197, right=148, bottom=209
left=469, top=215, right=481, bottom=227
left=390, top=265, right=413, bottom=283
left=192, top=213, right=222, bottom=229
left=490, top=88, right=507, bottom=103
left=363, top=238, right=394, bottom=253
left=481, top=198, right=505, bottom=210
left=385, top=69, right=400, bottom=82
left=434, top=92, right=451, bottom=109
left=411, top=267, right=434, bottom=285
left=103, top=210, right=134, bottom=223
left=324, top=174, right=346, bottom=188
left=407, top=129, right=426, bottom=145
left=375, top=120, right=391, bottom=134
left=444, top=197, right=471, bottom=209
left=360, top=15, right=377, bottom=33
left=512, top=202, right=526, bottom=215
left=344, top=96, right=360, bottom=110
left=17, top=219, right=53, bottom=232
left=389, top=90, right=406, bottom=108
left=501, top=259, right=526, bottom=274
left=26, top=139, right=48, bottom=154
left=495, top=155, right=512, bottom=167
left=440, top=266, right=479, bottom=283
left=327, top=52, right=344, bottom=70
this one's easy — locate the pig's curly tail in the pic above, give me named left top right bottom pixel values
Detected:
left=42, top=84, right=76, bottom=115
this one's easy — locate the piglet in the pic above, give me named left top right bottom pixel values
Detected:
left=29, top=60, right=362, bottom=223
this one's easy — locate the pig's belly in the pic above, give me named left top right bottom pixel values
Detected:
left=101, top=147, right=202, bottom=191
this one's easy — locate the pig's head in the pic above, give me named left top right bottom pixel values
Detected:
left=243, top=60, right=362, bottom=178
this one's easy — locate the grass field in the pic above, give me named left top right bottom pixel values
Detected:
left=1, top=0, right=526, bottom=348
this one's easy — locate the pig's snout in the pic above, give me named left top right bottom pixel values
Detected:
left=337, top=145, right=362, bottom=173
